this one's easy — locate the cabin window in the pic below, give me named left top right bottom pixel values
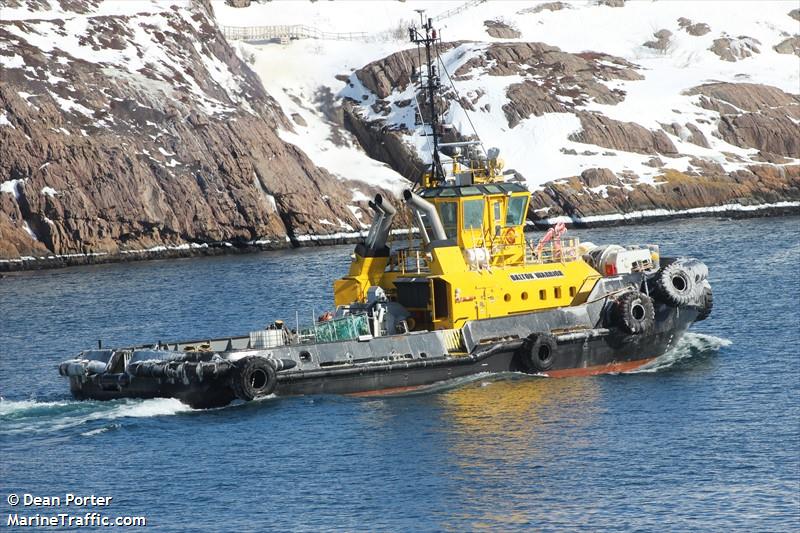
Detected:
left=505, top=196, right=528, bottom=226
left=462, top=199, right=484, bottom=231
left=436, top=202, right=458, bottom=238
left=554, top=287, right=562, bottom=299
left=493, top=201, right=502, bottom=222
left=492, top=201, right=503, bottom=236
left=539, top=289, right=547, bottom=300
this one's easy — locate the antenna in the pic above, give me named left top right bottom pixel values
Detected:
left=409, top=12, right=444, bottom=185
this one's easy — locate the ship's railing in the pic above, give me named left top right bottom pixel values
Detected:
left=525, top=238, right=581, bottom=265
left=387, top=247, right=430, bottom=274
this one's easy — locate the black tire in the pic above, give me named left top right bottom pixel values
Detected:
left=231, top=357, right=277, bottom=401
left=521, top=333, right=557, bottom=373
left=696, top=285, right=713, bottom=322
left=653, top=262, right=698, bottom=307
left=614, top=291, right=655, bottom=334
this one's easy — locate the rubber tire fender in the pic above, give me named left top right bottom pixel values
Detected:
left=696, top=284, right=713, bottom=322
left=521, top=333, right=558, bottom=373
left=653, top=261, right=698, bottom=307
left=231, top=356, right=277, bottom=401
left=614, top=291, right=655, bottom=334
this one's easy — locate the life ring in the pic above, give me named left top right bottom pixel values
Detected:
left=652, top=261, right=699, bottom=307
left=503, top=227, right=516, bottom=245
left=613, top=291, right=655, bottom=334
left=520, top=332, right=557, bottom=372
left=231, top=356, right=277, bottom=401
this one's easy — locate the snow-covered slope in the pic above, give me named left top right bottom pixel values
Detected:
left=0, top=0, right=394, bottom=264
left=213, top=0, right=799, bottom=218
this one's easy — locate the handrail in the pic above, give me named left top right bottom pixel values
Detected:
left=433, top=0, right=486, bottom=21
left=221, top=0, right=486, bottom=43
left=221, top=24, right=369, bottom=42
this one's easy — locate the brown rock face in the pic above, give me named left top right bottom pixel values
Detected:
left=643, top=29, right=673, bottom=52
left=348, top=41, right=642, bottom=163
left=569, top=112, right=678, bottom=155
left=519, top=2, right=568, bottom=14
left=531, top=165, right=800, bottom=223
left=774, top=36, right=800, bottom=56
left=687, top=83, right=800, bottom=158
left=717, top=113, right=800, bottom=158
left=449, top=43, right=640, bottom=128
left=355, top=44, right=459, bottom=101
left=454, top=42, right=642, bottom=82
left=342, top=101, right=425, bottom=182
left=688, top=82, right=799, bottom=112
left=484, top=20, right=521, bottom=39
left=0, top=2, right=364, bottom=260
left=685, top=123, right=710, bottom=148
left=677, top=17, right=711, bottom=37
left=710, top=36, right=761, bottom=61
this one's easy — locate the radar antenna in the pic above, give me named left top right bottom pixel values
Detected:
left=409, top=12, right=444, bottom=185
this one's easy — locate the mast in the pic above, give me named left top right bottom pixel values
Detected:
left=409, top=12, right=444, bottom=185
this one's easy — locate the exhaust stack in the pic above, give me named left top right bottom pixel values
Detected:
left=365, top=194, right=397, bottom=251
left=403, top=189, right=447, bottom=243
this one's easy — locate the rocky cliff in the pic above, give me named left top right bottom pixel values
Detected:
left=0, top=0, right=372, bottom=266
left=338, top=1, right=800, bottom=226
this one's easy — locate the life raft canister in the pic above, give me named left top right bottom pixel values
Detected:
left=521, top=332, right=558, bottom=372
left=613, top=291, right=655, bottom=334
left=231, top=356, right=277, bottom=401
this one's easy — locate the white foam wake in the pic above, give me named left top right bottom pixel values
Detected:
left=629, top=332, right=732, bottom=373
left=0, top=397, right=195, bottom=436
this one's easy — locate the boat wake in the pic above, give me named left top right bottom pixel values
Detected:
left=628, top=332, right=731, bottom=373
left=0, top=397, right=195, bottom=438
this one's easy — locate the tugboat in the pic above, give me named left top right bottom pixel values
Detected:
left=58, top=17, right=712, bottom=409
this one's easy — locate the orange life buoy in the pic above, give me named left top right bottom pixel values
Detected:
left=504, top=227, right=516, bottom=245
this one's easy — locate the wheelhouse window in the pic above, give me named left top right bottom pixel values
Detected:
left=462, top=199, right=485, bottom=231
left=436, top=202, right=458, bottom=239
left=505, top=196, right=528, bottom=226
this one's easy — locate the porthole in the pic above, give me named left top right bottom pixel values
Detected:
left=521, top=291, right=529, bottom=301
left=504, top=293, right=511, bottom=302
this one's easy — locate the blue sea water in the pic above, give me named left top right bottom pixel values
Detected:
left=1, top=216, right=798, bottom=531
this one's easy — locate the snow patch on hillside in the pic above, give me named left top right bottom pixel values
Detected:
left=237, top=39, right=409, bottom=196
left=1, top=1, right=252, bottom=122
left=213, top=0, right=799, bottom=191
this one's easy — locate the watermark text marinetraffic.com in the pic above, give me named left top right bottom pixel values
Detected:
left=6, top=493, right=147, bottom=528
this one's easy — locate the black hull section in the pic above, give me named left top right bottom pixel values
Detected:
left=68, top=306, right=699, bottom=407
